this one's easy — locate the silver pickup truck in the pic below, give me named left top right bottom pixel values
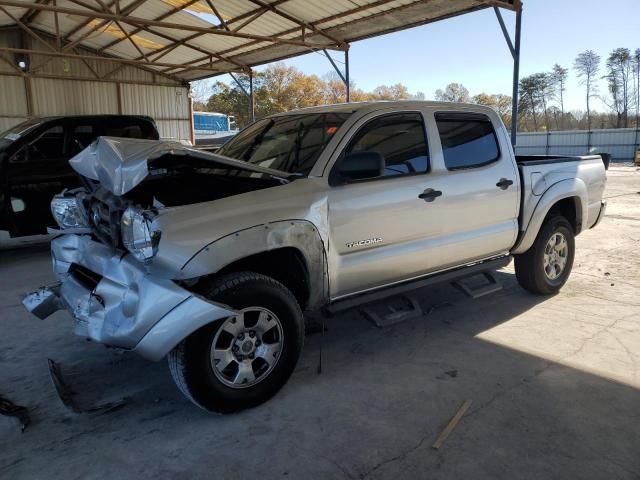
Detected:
left=23, top=101, right=607, bottom=412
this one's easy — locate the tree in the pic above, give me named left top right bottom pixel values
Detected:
left=472, top=93, right=512, bottom=126
left=519, top=75, right=541, bottom=130
left=518, top=73, right=553, bottom=131
left=603, top=48, right=633, bottom=127
left=434, top=83, right=470, bottom=103
left=371, top=83, right=410, bottom=100
left=574, top=50, right=601, bottom=130
left=550, top=64, right=569, bottom=125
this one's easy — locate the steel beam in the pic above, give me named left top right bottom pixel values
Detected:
left=0, top=46, right=238, bottom=74
left=493, top=7, right=514, bottom=58
left=0, top=1, right=336, bottom=50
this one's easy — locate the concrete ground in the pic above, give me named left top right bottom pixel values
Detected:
left=1, top=165, right=639, bottom=480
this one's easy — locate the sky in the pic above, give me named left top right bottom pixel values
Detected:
left=199, top=0, right=640, bottom=112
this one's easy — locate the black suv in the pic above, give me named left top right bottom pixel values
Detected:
left=0, top=115, right=159, bottom=239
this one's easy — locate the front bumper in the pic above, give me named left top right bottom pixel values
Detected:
left=22, top=234, right=236, bottom=361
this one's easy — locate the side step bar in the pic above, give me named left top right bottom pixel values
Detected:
left=325, top=256, right=511, bottom=314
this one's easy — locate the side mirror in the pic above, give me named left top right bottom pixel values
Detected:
left=333, top=151, right=384, bottom=184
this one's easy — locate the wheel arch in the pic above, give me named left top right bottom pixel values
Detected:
left=180, top=220, right=329, bottom=310
left=513, top=178, right=586, bottom=255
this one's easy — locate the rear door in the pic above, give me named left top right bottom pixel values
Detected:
left=416, top=110, right=519, bottom=271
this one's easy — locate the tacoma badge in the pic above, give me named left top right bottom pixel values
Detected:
left=346, top=238, right=382, bottom=248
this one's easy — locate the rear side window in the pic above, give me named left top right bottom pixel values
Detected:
left=69, top=124, right=94, bottom=156
left=435, top=113, right=500, bottom=170
left=346, top=113, right=429, bottom=177
left=105, top=120, right=157, bottom=140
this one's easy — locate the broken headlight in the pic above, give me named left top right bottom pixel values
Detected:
left=121, top=207, right=161, bottom=262
left=51, top=194, right=89, bottom=229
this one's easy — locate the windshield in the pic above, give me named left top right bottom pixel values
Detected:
left=218, top=112, right=351, bottom=175
left=0, top=119, right=42, bottom=151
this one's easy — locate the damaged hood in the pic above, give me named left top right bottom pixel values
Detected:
left=69, top=137, right=291, bottom=195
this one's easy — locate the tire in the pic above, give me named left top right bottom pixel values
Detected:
left=514, top=216, right=575, bottom=295
left=167, top=272, right=304, bottom=413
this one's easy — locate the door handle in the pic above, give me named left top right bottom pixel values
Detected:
left=496, top=178, right=514, bottom=190
left=418, top=188, right=442, bottom=202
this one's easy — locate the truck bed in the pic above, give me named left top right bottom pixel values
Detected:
left=516, top=154, right=604, bottom=166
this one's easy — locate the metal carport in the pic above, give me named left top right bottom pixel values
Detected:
left=0, top=0, right=522, bottom=144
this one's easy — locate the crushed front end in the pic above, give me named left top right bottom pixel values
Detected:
left=23, top=234, right=236, bottom=361
left=21, top=137, right=249, bottom=361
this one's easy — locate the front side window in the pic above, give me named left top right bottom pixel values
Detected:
left=218, top=112, right=351, bottom=175
left=10, top=124, right=65, bottom=163
left=435, top=113, right=500, bottom=170
left=344, top=113, right=429, bottom=177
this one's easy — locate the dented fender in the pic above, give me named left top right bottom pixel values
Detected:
left=180, top=220, right=329, bottom=309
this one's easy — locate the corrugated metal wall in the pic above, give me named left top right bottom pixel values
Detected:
left=516, top=128, right=640, bottom=163
left=0, top=29, right=192, bottom=142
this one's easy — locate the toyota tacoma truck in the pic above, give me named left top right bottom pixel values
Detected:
left=23, top=102, right=607, bottom=413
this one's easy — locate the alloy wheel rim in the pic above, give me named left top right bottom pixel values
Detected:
left=210, top=307, right=284, bottom=389
left=543, top=232, right=568, bottom=280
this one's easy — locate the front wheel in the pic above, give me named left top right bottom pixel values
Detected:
left=168, top=272, right=304, bottom=413
left=514, top=216, right=575, bottom=295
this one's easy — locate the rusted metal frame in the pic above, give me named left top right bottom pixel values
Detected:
left=97, top=0, right=203, bottom=53
left=0, top=5, right=57, bottom=52
left=225, top=0, right=289, bottom=28
left=0, top=2, right=337, bottom=50
left=100, top=63, right=127, bottom=79
left=247, top=0, right=346, bottom=48
left=202, top=0, right=229, bottom=31
left=52, top=0, right=60, bottom=50
left=0, top=46, right=232, bottom=74
left=0, top=69, right=186, bottom=87
left=79, top=0, right=151, bottom=62
left=73, top=47, right=101, bottom=78
left=62, top=0, right=147, bottom=54
left=475, top=0, right=520, bottom=12
left=0, top=52, right=23, bottom=73
left=493, top=6, right=514, bottom=58
left=126, top=23, right=249, bottom=71
left=116, top=20, right=150, bottom=61
left=19, top=0, right=51, bottom=25
left=231, top=8, right=267, bottom=33
left=166, top=0, right=399, bottom=75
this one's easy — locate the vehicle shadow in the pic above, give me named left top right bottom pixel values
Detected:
left=1, top=264, right=638, bottom=479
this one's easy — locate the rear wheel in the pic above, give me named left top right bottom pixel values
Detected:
left=168, top=272, right=304, bottom=413
left=514, top=216, right=575, bottom=295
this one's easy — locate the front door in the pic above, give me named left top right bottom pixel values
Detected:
left=6, top=120, right=79, bottom=236
left=327, top=111, right=435, bottom=298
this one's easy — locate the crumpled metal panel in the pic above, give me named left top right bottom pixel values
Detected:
left=42, top=234, right=237, bottom=359
left=69, top=136, right=290, bottom=195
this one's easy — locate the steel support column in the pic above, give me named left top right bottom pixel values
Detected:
left=249, top=70, right=255, bottom=122
left=345, top=49, right=350, bottom=102
left=495, top=5, right=522, bottom=147
left=323, top=48, right=350, bottom=103
left=510, top=9, right=522, bottom=147
left=230, top=71, right=255, bottom=123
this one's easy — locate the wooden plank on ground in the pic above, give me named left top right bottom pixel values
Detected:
left=432, top=399, right=473, bottom=450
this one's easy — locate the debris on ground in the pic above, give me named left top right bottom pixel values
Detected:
left=0, top=395, right=31, bottom=432
left=432, top=400, right=473, bottom=450
left=48, top=359, right=129, bottom=414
